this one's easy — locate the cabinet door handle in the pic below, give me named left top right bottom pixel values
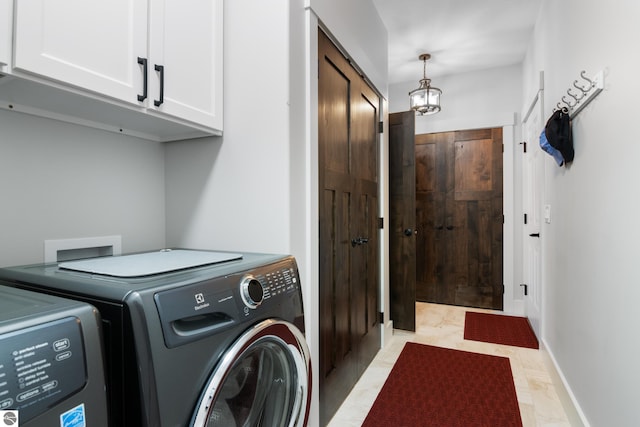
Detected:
left=154, top=64, right=165, bottom=106
left=137, top=57, right=148, bottom=102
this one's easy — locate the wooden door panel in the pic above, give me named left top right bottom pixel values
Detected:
left=455, top=138, right=494, bottom=200
left=389, top=111, right=416, bottom=331
left=335, top=190, right=352, bottom=358
left=319, top=187, right=354, bottom=369
left=415, top=142, right=436, bottom=192
left=415, top=134, right=446, bottom=303
left=416, top=192, right=436, bottom=301
left=352, top=92, right=379, bottom=181
left=356, top=191, right=379, bottom=368
left=352, top=76, right=379, bottom=360
left=319, top=189, right=335, bottom=376
left=318, top=29, right=380, bottom=425
left=365, top=194, right=378, bottom=334
left=416, top=128, right=503, bottom=309
left=462, top=200, right=493, bottom=307
left=320, top=60, right=350, bottom=175
left=319, top=185, right=358, bottom=425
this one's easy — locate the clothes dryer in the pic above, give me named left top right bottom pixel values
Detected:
left=0, top=284, right=108, bottom=427
left=0, top=250, right=311, bottom=427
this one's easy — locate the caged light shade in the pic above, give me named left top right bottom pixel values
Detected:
left=409, top=53, right=441, bottom=115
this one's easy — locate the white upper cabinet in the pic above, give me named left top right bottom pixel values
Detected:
left=6, top=0, right=223, bottom=140
left=13, top=0, right=147, bottom=105
left=148, top=0, right=223, bottom=130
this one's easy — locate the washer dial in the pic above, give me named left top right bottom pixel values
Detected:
left=240, top=275, right=264, bottom=308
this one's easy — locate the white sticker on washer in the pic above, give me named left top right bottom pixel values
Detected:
left=60, top=403, right=85, bottom=427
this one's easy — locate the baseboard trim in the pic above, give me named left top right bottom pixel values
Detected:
left=381, top=320, right=394, bottom=347
left=540, top=338, right=591, bottom=427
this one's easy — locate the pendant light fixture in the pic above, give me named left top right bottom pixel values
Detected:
left=409, top=53, right=442, bottom=115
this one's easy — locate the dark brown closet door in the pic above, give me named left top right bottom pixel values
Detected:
left=318, top=30, right=380, bottom=425
left=416, top=128, right=503, bottom=309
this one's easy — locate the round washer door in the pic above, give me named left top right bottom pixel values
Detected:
left=191, top=319, right=312, bottom=427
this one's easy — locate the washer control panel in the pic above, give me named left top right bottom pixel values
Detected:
left=0, top=317, right=87, bottom=423
left=240, top=265, right=299, bottom=309
left=155, top=256, right=302, bottom=348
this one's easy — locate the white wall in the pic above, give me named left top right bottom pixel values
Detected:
left=523, top=1, right=640, bottom=425
left=388, top=65, right=524, bottom=314
left=165, top=0, right=291, bottom=255
left=0, top=110, right=166, bottom=267
left=389, top=64, right=521, bottom=132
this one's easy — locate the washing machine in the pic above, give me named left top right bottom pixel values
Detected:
left=0, top=249, right=312, bottom=427
left=0, top=283, right=108, bottom=427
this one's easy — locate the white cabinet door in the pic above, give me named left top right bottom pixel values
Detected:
left=13, top=0, right=147, bottom=104
left=148, top=0, right=223, bottom=130
left=0, top=0, right=12, bottom=68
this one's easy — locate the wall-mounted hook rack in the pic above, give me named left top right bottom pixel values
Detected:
left=554, top=70, right=604, bottom=119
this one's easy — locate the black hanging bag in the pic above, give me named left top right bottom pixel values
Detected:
left=545, top=109, right=574, bottom=164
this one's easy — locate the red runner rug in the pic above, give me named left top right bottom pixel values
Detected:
left=362, top=342, right=522, bottom=427
left=464, top=312, right=539, bottom=349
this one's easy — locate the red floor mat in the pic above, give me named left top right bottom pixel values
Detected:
left=362, top=342, right=523, bottom=427
left=464, top=311, right=539, bottom=349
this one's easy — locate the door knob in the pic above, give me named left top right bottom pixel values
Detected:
left=403, top=228, right=413, bottom=236
left=351, top=237, right=369, bottom=247
left=529, top=233, right=540, bottom=238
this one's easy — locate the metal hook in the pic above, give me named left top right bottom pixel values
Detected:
left=555, top=101, right=568, bottom=113
left=555, top=99, right=570, bottom=113
left=573, top=79, right=590, bottom=94
left=580, top=70, right=595, bottom=90
left=567, top=88, right=583, bottom=102
left=562, top=95, right=576, bottom=108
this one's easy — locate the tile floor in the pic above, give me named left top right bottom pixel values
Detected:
left=328, top=302, right=572, bottom=427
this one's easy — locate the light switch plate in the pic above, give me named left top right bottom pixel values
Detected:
left=544, top=204, right=551, bottom=224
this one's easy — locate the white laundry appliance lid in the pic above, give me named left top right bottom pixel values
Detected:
left=58, top=249, right=242, bottom=277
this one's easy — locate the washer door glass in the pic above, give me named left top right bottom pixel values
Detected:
left=192, top=320, right=310, bottom=427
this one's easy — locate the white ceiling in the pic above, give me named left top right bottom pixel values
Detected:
left=372, top=0, right=542, bottom=85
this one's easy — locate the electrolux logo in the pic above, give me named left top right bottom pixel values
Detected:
left=194, top=293, right=210, bottom=311
left=0, top=410, right=18, bottom=426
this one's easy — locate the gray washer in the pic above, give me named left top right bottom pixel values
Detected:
left=0, top=250, right=311, bottom=427
left=0, top=284, right=108, bottom=427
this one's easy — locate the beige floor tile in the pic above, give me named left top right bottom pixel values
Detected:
left=327, top=302, right=572, bottom=427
